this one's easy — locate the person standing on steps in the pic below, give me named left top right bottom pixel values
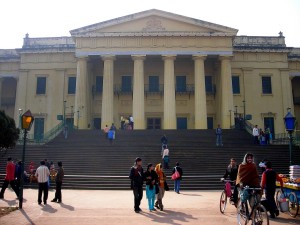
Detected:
left=162, top=145, right=170, bottom=169
left=216, top=124, right=223, bottom=146
left=51, top=161, right=65, bottom=203
left=129, top=157, right=144, bottom=213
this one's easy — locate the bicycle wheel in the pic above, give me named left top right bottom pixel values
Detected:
left=236, top=200, right=247, bottom=225
left=288, top=192, right=299, bottom=218
left=219, top=190, right=227, bottom=213
left=253, top=205, right=269, bottom=225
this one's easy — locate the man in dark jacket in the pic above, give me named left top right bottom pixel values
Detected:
left=129, top=157, right=144, bottom=213
left=223, top=158, right=239, bottom=204
left=51, top=161, right=64, bottom=203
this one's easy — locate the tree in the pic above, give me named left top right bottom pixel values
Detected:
left=0, top=110, right=20, bottom=152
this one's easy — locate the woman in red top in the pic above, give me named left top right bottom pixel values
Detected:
left=0, top=157, right=19, bottom=199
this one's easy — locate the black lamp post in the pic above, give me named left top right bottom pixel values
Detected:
left=19, top=110, right=34, bottom=209
left=283, top=108, right=296, bottom=166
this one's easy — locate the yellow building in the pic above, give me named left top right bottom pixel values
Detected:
left=0, top=9, right=299, bottom=137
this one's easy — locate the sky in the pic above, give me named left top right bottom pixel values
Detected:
left=1, top=0, right=299, bottom=49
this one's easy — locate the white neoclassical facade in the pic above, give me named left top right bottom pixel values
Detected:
left=0, top=9, right=299, bottom=138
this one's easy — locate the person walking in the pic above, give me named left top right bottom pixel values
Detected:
left=172, top=162, right=183, bottom=194
left=0, top=157, right=19, bottom=199
left=261, top=161, right=284, bottom=218
left=160, top=134, right=168, bottom=155
left=162, top=145, right=170, bottom=169
left=216, top=124, right=223, bottom=146
left=129, top=157, right=144, bottom=213
left=154, top=163, right=166, bottom=211
left=51, top=161, right=64, bottom=203
left=35, top=160, right=50, bottom=205
left=144, top=163, right=158, bottom=212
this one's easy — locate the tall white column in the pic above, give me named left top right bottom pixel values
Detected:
left=163, top=55, right=176, bottom=129
left=132, top=55, right=146, bottom=129
left=74, top=57, right=88, bottom=129
left=193, top=55, right=207, bottom=129
left=14, top=71, right=28, bottom=123
left=101, top=55, right=115, bottom=129
left=219, top=56, right=234, bottom=128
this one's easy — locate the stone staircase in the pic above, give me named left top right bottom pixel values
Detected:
left=1, top=129, right=299, bottom=190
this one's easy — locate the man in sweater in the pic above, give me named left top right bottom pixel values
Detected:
left=0, top=157, right=19, bottom=199
left=51, top=161, right=65, bottom=203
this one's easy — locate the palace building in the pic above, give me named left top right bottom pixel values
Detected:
left=0, top=9, right=299, bottom=138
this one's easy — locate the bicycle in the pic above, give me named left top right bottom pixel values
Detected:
left=237, top=186, right=269, bottom=225
left=219, top=179, right=236, bottom=213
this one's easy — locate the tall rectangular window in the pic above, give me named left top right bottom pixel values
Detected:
left=176, top=76, right=186, bottom=92
left=121, top=76, right=132, bottom=92
left=262, top=76, right=272, bottom=94
left=205, top=76, right=213, bottom=93
left=232, top=76, right=240, bottom=94
left=149, top=76, right=159, bottom=92
left=36, top=77, right=46, bottom=95
left=96, top=76, right=103, bottom=93
left=68, top=77, right=76, bottom=94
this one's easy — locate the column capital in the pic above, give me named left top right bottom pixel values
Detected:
left=192, top=55, right=207, bottom=61
left=101, top=55, right=116, bottom=61
left=131, top=55, right=146, bottom=61
left=219, top=55, right=233, bottom=61
left=162, top=55, right=176, bottom=61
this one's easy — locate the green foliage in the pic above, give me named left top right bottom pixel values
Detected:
left=0, top=110, right=19, bottom=150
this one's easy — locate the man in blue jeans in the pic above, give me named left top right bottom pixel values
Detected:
left=172, top=162, right=183, bottom=194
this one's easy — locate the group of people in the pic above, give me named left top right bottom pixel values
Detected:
left=129, top=157, right=183, bottom=213
left=223, top=153, right=283, bottom=219
left=252, top=125, right=272, bottom=145
left=0, top=157, right=64, bottom=205
left=120, top=115, right=134, bottom=130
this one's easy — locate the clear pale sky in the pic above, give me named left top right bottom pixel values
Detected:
left=1, top=0, right=299, bottom=49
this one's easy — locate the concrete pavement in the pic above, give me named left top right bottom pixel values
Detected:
left=0, top=188, right=299, bottom=225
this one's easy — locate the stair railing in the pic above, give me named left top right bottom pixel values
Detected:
left=18, top=121, right=64, bottom=144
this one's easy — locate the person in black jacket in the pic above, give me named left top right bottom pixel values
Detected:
left=223, top=158, right=239, bottom=204
left=144, top=163, right=158, bottom=212
left=129, top=157, right=144, bottom=213
left=172, top=162, right=183, bottom=194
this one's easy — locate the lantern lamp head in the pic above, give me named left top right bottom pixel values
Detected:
left=21, top=110, right=34, bottom=131
left=284, top=111, right=296, bottom=132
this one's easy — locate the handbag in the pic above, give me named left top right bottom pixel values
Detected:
left=155, top=184, right=159, bottom=194
left=164, top=180, right=169, bottom=191
left=171, top=168, right=180, bottom=180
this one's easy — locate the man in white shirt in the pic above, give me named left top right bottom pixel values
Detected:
left=162, top=145, right=170, bottom=169
left=35, top=160, right=50, bottom=205
left=252, top=125, right=259, bottom=144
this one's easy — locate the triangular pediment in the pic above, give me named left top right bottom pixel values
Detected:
left=70, top=9, right=238, bottom=37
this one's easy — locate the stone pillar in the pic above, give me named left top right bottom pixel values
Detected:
left=132, top=55, right=146, bottom=129
left=14, top=71, right=28, bottom=124
left=219, top=56, right=234, bottom=128
left=74, top=57, right=88, bottom=129
left=193, top=55, right=207, bottom=129
left=101, top=55, right=115, bottom=129
left=163, top=55, right=176, bottom=129
left=280, top=69, right=294, bottom=113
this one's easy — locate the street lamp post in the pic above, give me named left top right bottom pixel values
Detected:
left=242, top=100, right=246, bottom=128
left=63, top=100, right=67, bottom=126
left=283, top=108, right=296, bottom=166
left=229, top=110, right=232, bottom=127
left=77, top=110, right=79, bottom=129
left=19, top=110, right=34, bottom=209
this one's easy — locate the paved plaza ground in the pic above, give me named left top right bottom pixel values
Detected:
left=0, top=188, right=299, bottom=225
